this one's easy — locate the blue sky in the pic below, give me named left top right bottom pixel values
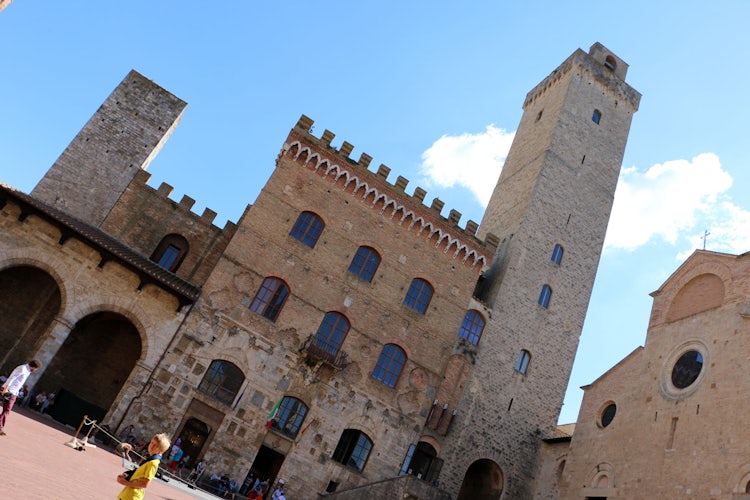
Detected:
left=2, top=2, right=750, bottom=425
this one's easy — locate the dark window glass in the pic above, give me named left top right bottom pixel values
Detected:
left=314, top=312, right=349, bottom=356
left=551, top=244, right=564, bottom=265
left=269, top=397, right=308, bottom=439
left=671, top=350, right=703, bottom=389
left=403, top=278, right=433, bottom=314
left=250, top=277, right=289, bottom=322
left=600, top=403, right=616, bottom=428
left=332, top=429, right=373, bottom=472
left=592, top=109, right=602, bottom=124
left=458, top=310, right=485, bottom=345
left=538, top=284, right=552, bottom=308
left=515, top=350, right=531, bottom=374
left=290, top=211, right=324, bottom=248
left=197, top=360, right=245, bottom=405
left=372, top=344, right=406, bottom=388
left=348, top=246, right=381, bottom=282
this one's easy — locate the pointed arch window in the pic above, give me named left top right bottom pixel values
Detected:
left=150, top=234, right=189, bottom=272
left=197, top=360, right=245, bottom=405
left=348, top=246, right=381, bottom=282
left=458, top=310, right=485, bottom=345
left=250, top=277, right=290, bottom=322
left=290, top=211, right=324, bottom=248
left=538, top=284, right=552, bottom=308
left=551, top=244, right=564, bottom=265
left=313, top=312, right=350, bottom=356
left=372, top=344, right=406, bottom=388
left=515, top=350, right=531, bottom=374
left=403, top=278, right=433, bottom=314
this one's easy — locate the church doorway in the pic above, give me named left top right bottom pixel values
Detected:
left=0, top=265, right=61, bottom=375
left=38, top=311, right=141, bottom=427
left=457, top=458, right=504, bottom=500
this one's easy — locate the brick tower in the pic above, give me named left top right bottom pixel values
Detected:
left=32, top=70, right=186, bottom=227
left=440, top=43, right=641, bottom=498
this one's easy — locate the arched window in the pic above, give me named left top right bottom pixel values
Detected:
left=250, top=277, right=289, bottom=322
left=314, top=312, right=350, bottom=356
left=592, top=109, right=602, bottom=124
left=538, top=284, right=552, bottom=308
left=372, top=344, right=406, bottom=388
left=515, top=350, right=531, bottom=374
left=348, top=246, right=381, bottom=282
left=150, top=234, right=189, bottom=272
left=290, top=211, right=324, bottom=248
left=197, top=360, right=245, bottom=405
left=604, top=55, right=617, bottom=71
left=332, top=429, right=373, bottom=472
left=268, top=396, right=308, bottom=439
left=403, top=278, right=433, bottom=314
left=551, top=244, right=564, bottom=265
left=458, top=310, right=485, bottom=345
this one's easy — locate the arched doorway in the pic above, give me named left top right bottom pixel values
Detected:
left=0, top=266, right=61, bottom=375
left=37, top=311, right=141, bottom=427
left=174, top=417, right=211, bottom=466
left=457, top=458, right=504, bottom=500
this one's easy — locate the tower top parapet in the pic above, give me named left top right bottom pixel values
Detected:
left=284, top=115, right=498, bottom=269
left=524, top=42, right=641, bottom=111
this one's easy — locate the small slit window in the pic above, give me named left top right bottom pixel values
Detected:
left=551, top=244, right=564, bottom=265
left=515, top=350, right=531, bottom=374
left=538, top=284, right=552, bottom=308
left=592, top=109, right=602, bottom=125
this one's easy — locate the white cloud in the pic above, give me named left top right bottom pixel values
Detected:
left=420, top=129, right=749, bottom=257
left=419, top=125, right=514, bottom=206
left=605, top=153, right=749, bottom=254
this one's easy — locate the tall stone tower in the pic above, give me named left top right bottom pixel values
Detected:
left=32, top=70, right=186, bottom=227
left=441, top=43, right=640, bottom=498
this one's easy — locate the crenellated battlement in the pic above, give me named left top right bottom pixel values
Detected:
left=131, top=169, right=236, bottom=231
left=282, top=115, right=498, bottom=269
left=524, top=46, right=641, bottom=111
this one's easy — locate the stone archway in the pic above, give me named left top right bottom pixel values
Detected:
left=0, top=265, right=61, bottom=375
left=457, top=458, right=504, bottom=500
left=37, top=311, right=141, bottom=427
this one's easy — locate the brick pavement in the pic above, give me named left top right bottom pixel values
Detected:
left=0, top=406, right=220, bottom=500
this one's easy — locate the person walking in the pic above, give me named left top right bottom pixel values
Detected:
left=0, top=359, right=42, bottom=436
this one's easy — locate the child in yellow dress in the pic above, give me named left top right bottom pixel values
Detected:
left=116, top=433, right=171, bottom=500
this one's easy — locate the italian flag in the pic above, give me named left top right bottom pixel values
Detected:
left=265, top=398, right=281, bottom=429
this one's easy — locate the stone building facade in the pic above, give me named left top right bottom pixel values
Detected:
left=0, top=43, right=638, bottom=499
left=558, top=250, right=750, bottom=499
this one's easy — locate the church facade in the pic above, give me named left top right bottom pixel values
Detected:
left=0, top=43, right=639, bottom=499
left=557, top=250, right=750, bottom=499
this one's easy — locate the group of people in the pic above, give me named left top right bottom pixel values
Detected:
left=207, top=472, right=286, bottom=499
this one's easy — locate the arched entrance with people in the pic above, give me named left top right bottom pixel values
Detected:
left=0, top=265, right=61, bottom=376
left=36, top=311, right=141, bottom=427
left=457, top=458, right=504, bottom=499
left=174, top=417, right=211, bottom=468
